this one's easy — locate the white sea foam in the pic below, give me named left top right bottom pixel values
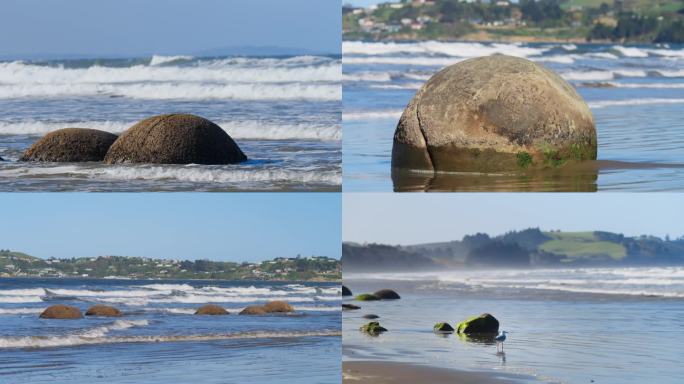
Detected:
left=343, top=72, right=393, bottom=82
left=0, top=307, right=42, bottom=315
left=369, top=82, right=424, bottom=90
left=589, top=98, right=684, bottom=109
left=343, top=41, right=549, bottom=58
left=343, top=56, right=463, bottom=66
left=0, top=296, right=43, bottom=303
left=343, top=110, right=403, bottom=121
left=560, top=69, right=648, bottom=81
left=0, top=330, right=340, bottom=349
left=613, top=46, right=650, bottom=58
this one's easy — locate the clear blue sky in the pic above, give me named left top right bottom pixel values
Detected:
left=0, top=193, right=341, bottom=261
left=344, top=193, right=683, bottom=245
left=0, top=0, right=341, bottom=58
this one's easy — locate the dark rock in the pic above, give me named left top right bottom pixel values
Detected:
left=21, top=128, right=117, bottom=162
left=342, top=304, right=361, bottom=310
left=104, top=114, right=247, bottom=165
left=239, top=305, right=267, bottom=315
left=373, top=289, right=400, bottom=300
left=195, top=304, right=229, bottom=315
left=392, top=55, right=596, bottom=173
left=85, top=305, right=122, bottom=317
left=456, top=313, right=499, bottom=334
left=263, top=301, right=294, bottom=313
left=342, top=285, right=352, bottom=296
left=360, top=321, right=387, bottom=335
left=433, top=322, right=455, bottom=333
left=39, top=304, right=83, bottom=319
left=355, top=293, right=381, bottom=301
left=363, top=314, right=380, bottom=319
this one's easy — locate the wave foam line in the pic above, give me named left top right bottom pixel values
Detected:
left=0, top=330, right=341, bottom=349
left=0, top=120, right=340, bottom=141
left=343, top=110, right=402, bottom=121
left=589, top=98, right=684, bottom=109
left=343, top=41, right=549, bottom=58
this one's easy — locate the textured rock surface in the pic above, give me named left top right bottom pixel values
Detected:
left=392, top=55, right=596, bottom=172
left=21, top=128, right=117, bottom=162
left=456, top=313, right=500, bottom=334
left=373, top=289, right=400, bottom=300
left=195, top=304, right=229, bottom=315
left=239, top=305, right=267, bottom=315
left=104, top=114, right=247, bottom=164
left=85, top=305, right=122, bottom=317
left=39, top=305, right=83, bottom=319
left=263, top=301, right=294, bottom=313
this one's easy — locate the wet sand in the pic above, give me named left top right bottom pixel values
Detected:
left=343, top=361, right=529, bottom=384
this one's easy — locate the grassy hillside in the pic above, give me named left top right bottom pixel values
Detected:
left=540, top=232, right=627, bottom=260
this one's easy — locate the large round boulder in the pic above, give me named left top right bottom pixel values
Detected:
left=85, top=305, right=122, bottom=317
left=392, top=55, right=596, bottom=173
left=104, top=114, right=247, bottom=165
left=456, top=313, right=499, bottom=334
left=39, top=304, right=83, bottom=319
left=374, top=289, right=400, bottom=300
left=342, top=286, right=352, bottom=296
left=195, top=304, right=229, bottom=315
left=263, top=301, right=294, bottom=313
left=239, top=305, right=267, bottom=315
left=355, top=293, right=381, bottom=301
left=21, top=128, right=118, bottom=162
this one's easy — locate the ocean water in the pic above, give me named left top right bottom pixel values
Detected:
left=0, top=278, right=341, bottom=384
left=343, top=267, right=684, bottom=384
left=343, top=41, right=684, bottom=191
left=0, top=55, right=341, bottom=191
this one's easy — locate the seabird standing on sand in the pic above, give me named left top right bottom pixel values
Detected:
left=495, top=331, right=507, bottom=353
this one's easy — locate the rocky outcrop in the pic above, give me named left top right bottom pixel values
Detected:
left=373, top=289, right=400, bottom=300
left=263, top=301, right=294, bottom=313
left=104, top=114, right=247, bottom=165
left=85, top=305, right=122, bottom=317
left=360, top=321, right=387, bottom=335
left=195, top=304, right=229, bottom=315
left=392, top=55, right=596, bottom=173
left=21, top=128, right=117, bottom=162
left=39, top=304, right=83, bottom=319
left=342, top=285, right=352, bottom=296
left=456, top=313, right=499, bottom=334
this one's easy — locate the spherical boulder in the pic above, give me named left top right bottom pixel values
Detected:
left=104, top=114, right=247, bottom=165
left=263, top=301, right=294, bottom=313
left=85, top=305, right=122, bottom=317
left=373, top=289, right=400, bottom=300
left=342, top=285, right=353, bottom=296
left=21, top=128, right=118, bottom=162
left=355, top=293, right=381, bottom=301
left=39, top=304, right=83, bottom=319
left=456, top=313, right=499, bottom=334
left=392, top=55, right=596, bottom=173
left=434, top=322, right=455, bottom=333
left=195, top=304, right=229, bottom=315
left=239, top=305, right=267, bottom=315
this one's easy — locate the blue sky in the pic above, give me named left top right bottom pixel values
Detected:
left=0, top=193, right=341, bottom=261
left=343, top=193, right=684, bottom=245
left=0, top=0, right=341, bottom=59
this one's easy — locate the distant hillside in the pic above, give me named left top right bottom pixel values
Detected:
left=343, top=229, right=684, bottom=271
left=0, top=251, right=340, bottom=282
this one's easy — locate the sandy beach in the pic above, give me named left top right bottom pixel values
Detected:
left=343, top=361, right=530, bottom=384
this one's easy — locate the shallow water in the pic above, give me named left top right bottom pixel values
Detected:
left=0, top=55, right=341, bottom=191
left=0, top=278, right=341, bottom=384
left=343, top=41, right=684, bottom=191
left=343, top=267, right=684, bottom=384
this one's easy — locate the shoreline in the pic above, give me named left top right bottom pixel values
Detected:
left=0, top=275, right=341, bottom=284
left=343, top=361, right=533, bottom=384
left=341, top=36, right=660, bottom=45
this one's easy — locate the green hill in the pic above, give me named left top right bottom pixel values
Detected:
left=539, top=232, right=627, bottom=260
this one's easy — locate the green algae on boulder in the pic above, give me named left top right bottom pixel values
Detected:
left=360, top=321, right=387, bottom=335
left=456, top=313, right=499, bottom=335
left=355, top=293, right=381, bottom=301
left=433, top=322, right=455, bottom=333
left=373, top=289, right=400, bottom=300
left=392, top=55, right=596, bottom=173
left=21, top=128, right=118, bottom=162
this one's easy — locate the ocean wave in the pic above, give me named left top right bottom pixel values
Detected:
left=0, top=82, right=341, bottom=101
left=343, top=41, right=549, bottom=58
left=149, top=55, right=194, bottom=66
left=0, top=120, right=340, bottom=141
left=612, top=46, right=650, bottom=58
left=0, top=330, right=341, bottom=349
left=343, top=56, right=463, bottom=66
left=343, top=110, right=402, bottom=121
left=369, top=83, right=423, bottom=90
left=0, top=307, right=42, bottom=315
left=0, top=58, right=341, bottom=84
left=560, top=69, right=648, bottom=81
left=0, top=296, right=44, bottom=303
left=343, top=72, right=393, bottom=82
left=588, top=98, right=684, bottom=109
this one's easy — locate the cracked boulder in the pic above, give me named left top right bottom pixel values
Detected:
left=392, top=55, right=596, bottom=173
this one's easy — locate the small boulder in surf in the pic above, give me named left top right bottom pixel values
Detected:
left=355, top=293, right=381, bottom=301
left=456, top=313, right=499, bottom=334
left=373, top=289, right=400, bottom=300
left=433, top=322, right=455, bottom=333
left=85, top=305, right=122, bottom=317
left=342, top=304, right=361, bottom=310
left=239, top=305, right=267, bottom=315
left=195, top=304, right=229, bottom=315
left=360, top=321, right=387, bottom=335
left=39, top=304, right=83, bottom=319
left=263, top=301, right=294, bottom=313
left=21, top=128, right=117, bottom=162
left=342, top=285, right=353, bottom=296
